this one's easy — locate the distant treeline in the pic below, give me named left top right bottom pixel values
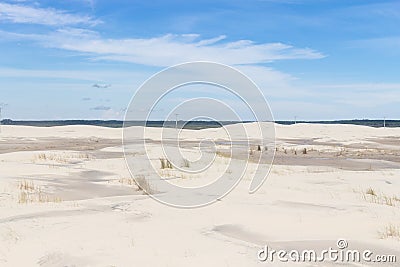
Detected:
left=0, top=119, right=397, bottom=129
left=276, top=119, right=395, bottom=128
left=1, top=119, right=124, bottom=128
left=0, top=119, right=246, bottom=129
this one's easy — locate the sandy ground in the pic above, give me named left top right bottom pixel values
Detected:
left=0, top=123, right=399, bottom=266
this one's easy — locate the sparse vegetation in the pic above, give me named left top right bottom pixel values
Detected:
left=118, top=175, right=155, bottom=194
left=336, top=147, right=346, bottom=156
left=17, top=180, right=61, bottom=204
left=19, top=180, right=35, bottom=191
left=34, top=152, right=91, bottom=164
left=182, top=158, right=190, bottom=168
left=249, top=149, right=254, bottom=156
left=379, top=224, right=400, bottom=240
left=134, top=175, right=155, bottom=194
left=118, top=177, right=137, bottom=186
left=159, top=169, right=175, bottom=178
left=159, top=158, right=172, bottom=169
left=216, top=151, right=231, bottom=158
left=362, top=187, right=399, bottom=207
left=366, top=187, right=377, bottom=196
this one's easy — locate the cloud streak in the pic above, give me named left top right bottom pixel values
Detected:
left=0, top=28, right=324, bottom=66
left=91, top=105, right=111, bottom=111
left=0, top=2, right=101, bottom=26
left=92, top=83, right=111, bottom=89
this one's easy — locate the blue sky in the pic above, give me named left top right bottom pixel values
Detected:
left=0, top=0, right=399, bottom=120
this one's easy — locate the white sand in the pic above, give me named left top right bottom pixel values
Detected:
left=0, top=123, right=399, bottom=266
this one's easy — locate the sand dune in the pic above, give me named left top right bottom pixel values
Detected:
left=0, top=123, right=399, bottom=266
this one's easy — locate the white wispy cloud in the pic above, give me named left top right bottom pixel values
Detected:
left=0, top=28, right=324, bottom=66
left=0, top=2, right=101, bottom=26
left=0, top=67, right=148, bottom=82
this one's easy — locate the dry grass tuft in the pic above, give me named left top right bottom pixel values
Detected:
left=182, top=158, right=190, bottom=168
left=34, top=152, right=91, bottom=164
left=159, top=158, right=172, bottom=169
left=379, top=224, right=400, bottom=240
left=19, top=180, right=35, bottom=191
left=159, top=169, right=175, bottom=178
left=17, top=180, right=61, bottom=204
left=118, top=175, right=155, bottom=195
left=216, top=151, right=231, bottom=158
left=366, top=187, right=377, bottom=196
left=362, top=187, right=399, bottom=207
left=118, top=177, right=137, bottom=186
left=134, top=175, right=155, bottom=194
